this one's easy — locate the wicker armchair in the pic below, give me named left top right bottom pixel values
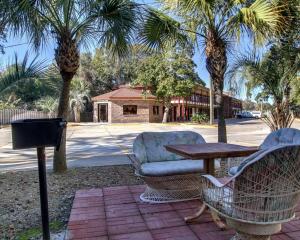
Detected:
left=130, top=131, right=207, bottom=203
left=201, top=144, right=300, bottom=240
left=227, top=128, right=300, bottom=176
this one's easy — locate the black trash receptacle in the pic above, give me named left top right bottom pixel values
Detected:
left=11, top=118, right=67, bottom=240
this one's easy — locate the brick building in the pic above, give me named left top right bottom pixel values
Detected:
left=92, top=85, right=242, bottom=123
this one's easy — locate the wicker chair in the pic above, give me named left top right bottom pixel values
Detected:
left=129, top=131, right=207, bottom=203
left=227, top=128, right=300, bottom=176
left=201, top=144, right=300, bottom=240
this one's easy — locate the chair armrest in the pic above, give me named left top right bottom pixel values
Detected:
left=127, top=154, right=141, bottom=170
left=201, top=174, right=234, bottom=188
left=201, top=175, right=235, bottom=215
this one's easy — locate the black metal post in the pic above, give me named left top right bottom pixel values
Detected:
left=37, top=147, right=50, bottom=240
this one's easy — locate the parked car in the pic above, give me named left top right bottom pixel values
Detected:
left=236, top=111, right=254, bottom=118
left=251, top=111, right=262, bottom=118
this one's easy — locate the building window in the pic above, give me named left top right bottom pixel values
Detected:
left=153, top=106, right=159, bottom=115
left=123, top=105, right=137, bottom=115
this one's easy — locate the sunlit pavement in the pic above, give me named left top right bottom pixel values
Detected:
left=1, top=119, right=300, bottom=172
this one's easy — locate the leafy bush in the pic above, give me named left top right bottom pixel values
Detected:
left=0, top=97, right=20, bottom=110
left=191, top=113, right=209, bottom=124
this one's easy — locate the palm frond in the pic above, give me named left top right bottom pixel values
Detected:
left=139, top=8, right=188, bottom=51
left=168, top=0, right=214, bottom=19
left=0, top=52, right=47, bottom=95
left=227, top=50, right=262, bottom=96
left=230, top=0, right=287, bottom=44
left=91, top=0, right=140, bottom=58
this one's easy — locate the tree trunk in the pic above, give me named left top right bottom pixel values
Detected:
left=209, top=78, right=214, bottom=125
left=53, top=73, right=73, bottom=172
left=205, top=30, right=227, bottom=142
left=263, top=97, right=294, bottom=131
left=162, top=101, right=171, bottom=123
left=74, top=105, right=80, bottom=123
left=53, top=35, right=79, bottom=173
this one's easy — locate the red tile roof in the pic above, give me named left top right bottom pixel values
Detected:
left=92, top=87, right=156, bottom=101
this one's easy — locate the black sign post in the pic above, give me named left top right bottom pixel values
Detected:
left=37, top=147, right=50, bottom=240
left=11, top=118, right=67, bottom=240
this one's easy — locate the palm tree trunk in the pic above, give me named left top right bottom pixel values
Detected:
left=53, top=35, right=79, bottom=173
left=53, top=73, right=73, bottom=172
left=215, top=86, right=227, bottom=142
left=205, top=30, right=227, bottom=142
left=74, top=106, right=80, bottom=123
left=162, top=101, right=171, bottom=123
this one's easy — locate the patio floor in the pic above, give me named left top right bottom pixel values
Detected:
left=66, top=185, right=300, bottom=240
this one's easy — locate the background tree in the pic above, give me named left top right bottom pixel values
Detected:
left=69, top=78, right=90, bottom=123
left=255, top=92, right=269, bottom=113
left=80, top=46, right=148, bottom=96
left=134, top=48, right=204, bottom=123
left=0, top=56, right=62, bottom=111
left=145, top=0, right=287, bottom=142
left=230, top=44, right=299, bottom=130
left=0, top=53, right=47, bottom=101
left=0, top=96, right=21, bottom=110
left=291, top=76, right=300, bottom=104
left=242, top=100, right=256, bottom=111
left=35, top=96, right=58, bottom=117
left=8, top=0, right=150, bottom=172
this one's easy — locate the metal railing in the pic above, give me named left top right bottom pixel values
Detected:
left=0, top=109, right=56, bottom=125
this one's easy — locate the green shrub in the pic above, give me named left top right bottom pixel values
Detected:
left=191, top=113, right=209, bottom=123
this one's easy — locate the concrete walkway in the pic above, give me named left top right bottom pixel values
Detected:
left=1, top=119, right=299, bottom=172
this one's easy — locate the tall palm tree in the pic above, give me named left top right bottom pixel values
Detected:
left=143, top=0, right=287, bottom=142
left=7, top=0, right=149, bottom=172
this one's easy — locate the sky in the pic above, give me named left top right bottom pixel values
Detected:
left=0, top=0, right=253, bottom=100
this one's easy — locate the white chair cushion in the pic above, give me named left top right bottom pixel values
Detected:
left=140, top=160, right=204, bottom=176
left=133, top=131, right=206, bottom=164
left=261, top=128, right=300, bottom=149
left=228, top=166, right=239, bottom=176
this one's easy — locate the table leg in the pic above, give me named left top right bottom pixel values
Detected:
left=211, top=209, right=226, bottom=230
left=204, top=158, right=215, bottom=175
left=184, top=203, right=207, bottom=223
left=185, top=203, right=227, bottom=229
left=185, top=157, right=226, bottom=228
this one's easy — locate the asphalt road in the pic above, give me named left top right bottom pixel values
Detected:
left=1, top=119, right=299, bottom=172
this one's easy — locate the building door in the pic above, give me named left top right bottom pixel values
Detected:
left=173, top=106, right=177, bottom=122
left=98, top=104, right=108, bottom=122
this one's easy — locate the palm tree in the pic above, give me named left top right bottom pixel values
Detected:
left=0, top=52, right=46, bottom=96
left=0, top=0, right=9, bottom=54
left=8, top=0, right=149, bottom=172
left=229, top=45, right=299, bottom=130
left=35, top=96, right=58, bottom=117
left=69, top=78, right=90, bottom=123
left=143, top=0, right=287, bottom=142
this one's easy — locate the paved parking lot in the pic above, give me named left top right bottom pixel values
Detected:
left=1, top=119, right=299, bottom=172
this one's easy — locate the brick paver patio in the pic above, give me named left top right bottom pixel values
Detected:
left=66, top=185, right=300, bottom=240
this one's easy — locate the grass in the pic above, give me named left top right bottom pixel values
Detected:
left=16, top=221, right=64, bottom=240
